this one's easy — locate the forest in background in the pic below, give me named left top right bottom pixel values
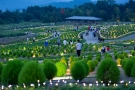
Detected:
left=0, top=0, right=135, bottom=24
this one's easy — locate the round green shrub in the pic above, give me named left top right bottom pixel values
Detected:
left=105, top=54, right=112, bottom=59
left=71, top=61, right=86, bottom=81
left=130, top=56, right=135, bottom=61
left=80, top=60, right=89, bottom=76
left=43, top=59, right=53, bottom=64
left=87, top=55, right=92, bottom=60
left=131, top=63, right=135, bottom=78
left=93, top=60, right=99, bottom=67
left=114, top=53, right=118, bottom=59
left=18, top=61, right=45, bottom=86
left=1, top=60, right=23, bottom=85
left=87, top=60, right=95, bottom=72
left=124, top=59, right=134, bottom=77
left=43, top=61, right=57, bottom=80
left=96, top=55, right=101, bottom=62
left=118, top=54, right=125, bottom=59
left=96, top=58, right=120, bottom=84
left=121, top=58, right=129, bottom=68
left=56, top=62, right=67, bottom=77
left=123, top=52, right=128, bottom=58
left=70, top=61, right=76, bottom=70
left=0, top=62, right=4, bottom=81
left=131, top=51, right=135, bottom=56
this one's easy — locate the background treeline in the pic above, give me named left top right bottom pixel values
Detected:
left=0, top=0, right=135, bottom=24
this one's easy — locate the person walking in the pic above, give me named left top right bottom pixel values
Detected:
left=44, top=40, right=48, bottom=47
left=63, top=39, right=67, bottom=45
left=57, top=38, right=60, bottom=46
left=76, top=40, right=82, bottom=57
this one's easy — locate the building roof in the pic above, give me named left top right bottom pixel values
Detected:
left=65, top=16, right=102, bottom=20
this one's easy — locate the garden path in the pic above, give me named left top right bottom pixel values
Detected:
left=83, top=31, right=135, bottom=44
left=105, top=34, right=135, bottom=42
left=83, top=31, right=99, bottom=44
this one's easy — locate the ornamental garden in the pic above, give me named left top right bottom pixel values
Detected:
left=0, top=23, right=135, bottom=90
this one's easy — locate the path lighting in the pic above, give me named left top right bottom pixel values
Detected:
left=83, top=83, right=86, bottom=86
left=43, top=82, right=46, bottom=85
left=89, top=83, right=92, bottom=87
left=55, top=83, right=58, bottom=86
left=30, top=84, right=34, bottom=87
left=1, top=85, right=4, bottom=90
left=69, top=83, right=72, bottom=86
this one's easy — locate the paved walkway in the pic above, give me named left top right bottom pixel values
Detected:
left=105, top=34, right=135, bottom=42
left=83, top=31, right=99, bottom=44
left=83, top=31, right=135, bottom=44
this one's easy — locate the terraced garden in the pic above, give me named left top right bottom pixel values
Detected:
left=0, top=23, right=135, bottom=90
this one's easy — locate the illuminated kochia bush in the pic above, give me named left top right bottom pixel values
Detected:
left=55, top=62, right=67, bottom=77
left=96, top=58, right=120, bottom=84
left=1, top=60, right=23, bottom=85
left=43, top=61, right=57, bottom=80
left=18, top=61, right=45, bottom=85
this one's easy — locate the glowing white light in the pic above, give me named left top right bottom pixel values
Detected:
left=89, top=83, right=92, bottom=87
left=101, top=81, right=103, bottom=83
left=64, top=81, right=67, bottom=84
left=1, top=85, right=4, bottom=89
left=30, top=84, right=34, bottom=87
left=69, top=83, right=72, bottom=86
left=55, top=83, right=58, bottom=86
left=43, top=82, right=46, bottom=85
left=83, top=83, right=86, bottom=86
left=109, top=81, right=111, bottom=83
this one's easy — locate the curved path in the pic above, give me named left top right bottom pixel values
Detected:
left=83, top=31, right=98, bottom=44
left=83, top=31, right=135, bottom=44
left=105, top=34, right=135, bottom=42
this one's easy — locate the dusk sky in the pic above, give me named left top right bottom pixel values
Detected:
left=0, top=0, right=131, bottom=11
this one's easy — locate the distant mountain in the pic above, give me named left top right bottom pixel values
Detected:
left=49, top=0, right=91, bottom=8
